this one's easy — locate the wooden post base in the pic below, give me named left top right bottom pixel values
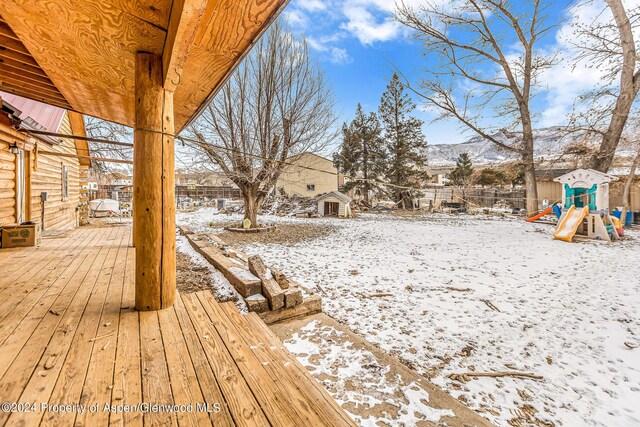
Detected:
left=133, top=52, right=176, bottom=311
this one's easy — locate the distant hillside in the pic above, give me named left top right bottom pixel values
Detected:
left=426, top=127, right=635, bottom=167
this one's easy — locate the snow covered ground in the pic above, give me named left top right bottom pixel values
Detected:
left=283, top=319, right=457, bottom=426
left=178, top=209, right=640, bottom=427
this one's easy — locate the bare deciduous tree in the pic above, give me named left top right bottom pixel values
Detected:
left=569, top=0, right=640, bottom=172
left=188, top=20, right=336, bottom=227
left=396, top=0, right=556, bottom=214
left=84, top=116, right=133, bottom=175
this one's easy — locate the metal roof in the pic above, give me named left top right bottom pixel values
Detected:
left=0, top=91, right=65, bottom=133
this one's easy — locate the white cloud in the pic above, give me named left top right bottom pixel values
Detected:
left=284, top=9, right=309, bottom=29
left=329, top=47, right=352, bottom=64
left=297, top=0, right=327, bottom=12
left=307, top=37, right=353, bottom=64
left=286, top=0, right=426, bottom=47
left=340, top=3, right=401, bottom=44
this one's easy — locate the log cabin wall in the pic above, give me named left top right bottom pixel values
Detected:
left=0, top=112, right=82, bottom=230
left=30, top=113, right=81, bottom=231
left=0, top=123, right=17, bottom=225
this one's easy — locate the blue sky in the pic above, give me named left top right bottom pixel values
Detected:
left=282, top=0, right=602, bottom=147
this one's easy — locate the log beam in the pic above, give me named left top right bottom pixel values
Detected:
left=133, top=52, right=176, bottom=311
left=67, top=111, right=91, bottom=167
left=162, top=0, right=208, bottom=92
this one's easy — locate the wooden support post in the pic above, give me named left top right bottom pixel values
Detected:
left=133, top=52, right=176, bottom=311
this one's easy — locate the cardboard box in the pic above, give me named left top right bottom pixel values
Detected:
left=1, top=223, right=42, bottom=248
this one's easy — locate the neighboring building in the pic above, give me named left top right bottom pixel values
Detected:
left=425, top=166, right=454, bottom=186
left=176, top=169, right=236, bottom=187
left=536, top=168, right=640, bottom=211
left=0, top=92, right=90, bottom=230
left=175, top=169, right=235, bottom=187
left=277, top=152, right=343, bottom=197
left=535, top=169, right=573, bottom=206
left=317, top=191, right=352, bottom=218
left=109, top=173, right=132, bottom=186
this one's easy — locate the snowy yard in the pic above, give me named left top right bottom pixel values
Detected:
left=178, top=208, right=640, bottom=427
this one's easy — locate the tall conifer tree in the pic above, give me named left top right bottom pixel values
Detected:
left=379, top=73, right=427, bottom=208
left=334, top=104, right=385, bottom=205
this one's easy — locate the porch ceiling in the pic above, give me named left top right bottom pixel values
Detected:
left=0, top=0, right=289, bottom=131
left=0, top=16, right=72, bottom=110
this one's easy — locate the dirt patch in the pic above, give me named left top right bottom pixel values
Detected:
left=176, top=252, right=215, bottom=294
left=217, top=222, right=336, bottom=247
left=83, top=217, right=132, bottom=228
left=42, top=229, right=79, bottom=238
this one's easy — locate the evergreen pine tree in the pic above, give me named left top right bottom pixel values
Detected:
left=447, top=153, right=474, bottom=187
left=334, top=104, right=385, bottom=205
left=378, top=73, right=427, bottom=208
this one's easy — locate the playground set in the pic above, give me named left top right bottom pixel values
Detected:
left=528, top=169, right=624, bottom=242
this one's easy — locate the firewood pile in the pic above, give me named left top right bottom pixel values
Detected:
left=492, top=199, right=513, bottom=210
left=261, top=194, right=319, bottom=217
left=218, top=194, right=319, bottom=217
left=179, top=227, right=321, bottom=323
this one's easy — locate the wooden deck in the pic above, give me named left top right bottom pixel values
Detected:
left=0, top=226, right=356, bottom=426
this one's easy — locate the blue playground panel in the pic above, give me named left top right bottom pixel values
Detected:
left=564, top=184, right=597, bottom=211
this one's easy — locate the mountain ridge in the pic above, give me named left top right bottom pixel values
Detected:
left=426, top=127, right=635, bottom=167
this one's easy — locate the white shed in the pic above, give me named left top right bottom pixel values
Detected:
left=317, top=191, right=352, bottom=218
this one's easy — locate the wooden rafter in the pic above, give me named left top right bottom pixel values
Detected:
left=38, top=150, right=133, bottom=165
left=0, top=15, right=71, bottom=110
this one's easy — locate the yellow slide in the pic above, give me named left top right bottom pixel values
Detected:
left=554, top=206, right=589, bottom=242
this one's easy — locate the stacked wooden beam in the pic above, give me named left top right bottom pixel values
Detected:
left=180, top=227, right=320, bottom=323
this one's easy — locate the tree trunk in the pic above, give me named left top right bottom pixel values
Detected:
left=362, top=143, right=370, bottom=206
left=518, top=103, right=539, bottom=215
left=622, top=143, right=640, bottom=219
left=522, top=153, right=539, bottom=215
left=593, top=91, right=639, bottom=172
left=242, top=188, right=259, bottom=228
left=592, top=0, right=638, bottom=172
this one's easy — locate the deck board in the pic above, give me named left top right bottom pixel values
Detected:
left=110, top=243, right=142, bottom=427
left=158, top=307, right=212, bottom=427
left=172, top=295, right=236, bottom=427
left=0, top=225, right=355, bottom=427
left=196, top=292, right=306, bottom=426
left=43, top=227, right=122, bottom=427
left=0, top=229, right=97, bottom=347
left=0, top=227, right=114, bottom=425
left=76, top=227, right=130, bottom=427
left=0, top=228, right=95, bottom=320
left=0, top=228, right=70, bottom=275
left=9, top=227, right=117, bottom=427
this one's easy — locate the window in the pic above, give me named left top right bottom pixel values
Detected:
left=307, top=184, right=315, bottom=192
left=62, top=164, right=69, bottom=199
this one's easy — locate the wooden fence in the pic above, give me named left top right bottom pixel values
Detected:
left=422, top=181, right=640, bottom=212
left=421, top=187, right=527, bottom=210
left=90, top=185, right=242, bottom=204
